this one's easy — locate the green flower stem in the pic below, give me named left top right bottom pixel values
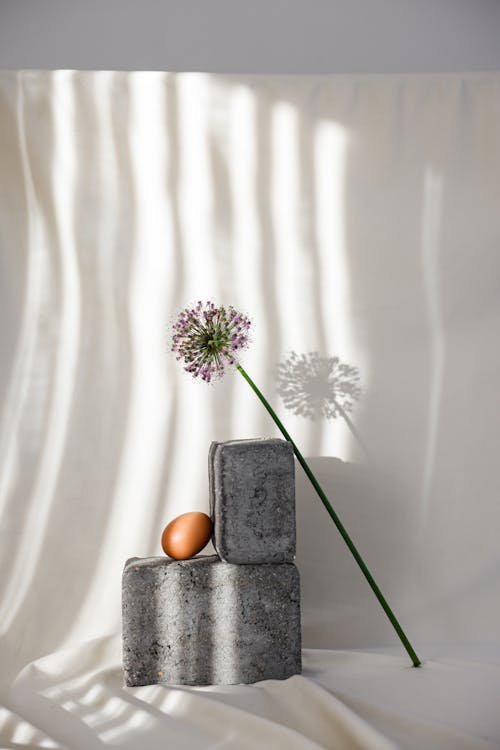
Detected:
left=236, top=363, right=421, bottom=668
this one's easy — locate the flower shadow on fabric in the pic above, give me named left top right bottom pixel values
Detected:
left=276, top=352, right=361, bottom=422
left=276, top=352, right=367, bottom=455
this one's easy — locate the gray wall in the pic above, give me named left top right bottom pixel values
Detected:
left=1, top=0, right=500, bottom=72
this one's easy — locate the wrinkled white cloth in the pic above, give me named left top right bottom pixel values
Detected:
left=1, top=71, right=500, bottom=748
left=3, top=639, right=500, bottom=749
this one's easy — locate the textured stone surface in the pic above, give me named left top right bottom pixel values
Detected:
left=209, top=439, right=296, bottom=564
left=122, top=555, right=301, bottom=686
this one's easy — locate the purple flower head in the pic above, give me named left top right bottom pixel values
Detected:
left=171, top=301, right=251, bottom=382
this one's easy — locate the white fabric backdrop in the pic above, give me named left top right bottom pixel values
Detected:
left=1, top=71, right=500, bottom=748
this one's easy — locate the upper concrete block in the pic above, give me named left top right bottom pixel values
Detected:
left=209, top=438, right=296, bottom=564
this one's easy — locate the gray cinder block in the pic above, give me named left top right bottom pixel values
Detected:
left=122, top=555, right=301, bottom=686
left=209, top=439, right=296, bottom=564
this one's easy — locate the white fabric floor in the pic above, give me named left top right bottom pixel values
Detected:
left=3, top=639, right=500, bottom=749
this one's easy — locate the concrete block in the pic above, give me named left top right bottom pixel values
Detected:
left=122, top=555, right=301, bottom=686
left=209, top=439, right=296, bottom=563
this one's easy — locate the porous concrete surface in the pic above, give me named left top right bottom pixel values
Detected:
left=209, top=439, right=296, bottom=564
left=122, top=555, right=301, bottom=686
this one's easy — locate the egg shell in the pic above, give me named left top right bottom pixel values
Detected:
left=161, top=512, right=213, bottom=560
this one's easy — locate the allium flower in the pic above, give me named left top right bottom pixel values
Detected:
left=171, top=300, right=251, bottom=382
left=277, top=351, right=361, bottom=421
left=170, top=300, right=421, bottom=667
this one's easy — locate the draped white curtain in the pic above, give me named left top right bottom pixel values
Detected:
left=1, top=71, right=499, bottom=749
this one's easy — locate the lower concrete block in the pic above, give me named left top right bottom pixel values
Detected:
left=122, top=555, right=301, bottom=686
left=209, top=439, right=296, bottom=563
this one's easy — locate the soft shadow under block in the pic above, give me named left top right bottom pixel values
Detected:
left=122, top=555, right=301, bottom=686
left=209, top=438, right=296, bottom=563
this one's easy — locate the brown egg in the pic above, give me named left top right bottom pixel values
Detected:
left=161, top=512, right=213, bottom=560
